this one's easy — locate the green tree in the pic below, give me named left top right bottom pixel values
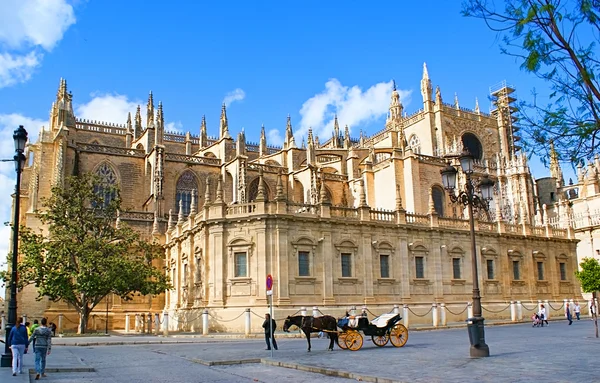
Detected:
left=462, top=0, right=600, bottom=164
left=574, top=257, right=599, bottom=337
left=13, top=173, right=170, bottom=334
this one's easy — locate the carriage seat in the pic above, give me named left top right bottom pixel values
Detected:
left=370, top=313, right=397, bottom=328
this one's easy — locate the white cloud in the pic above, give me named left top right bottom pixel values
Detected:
left=76, top=93, right=142, bottom=125
left=0, top=114, right=47, bottom=295
left=223, top=88, right=246, bottom=107
left=297, top=79, right=412, bottom=139
left=267, top=129, right=283, bottom=147
left=0, top=51, right=41, bottom=88
left=0, top=0, right=76, bottom=88
left=165, top=121, right=184, bottom=134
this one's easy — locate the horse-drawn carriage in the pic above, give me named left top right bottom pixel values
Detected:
left=337, top=313, right=408, bottom=351
left=283, top=312, right=409, bottom=352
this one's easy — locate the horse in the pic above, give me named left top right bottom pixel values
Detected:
left=282, top=315, right=338, bottom=352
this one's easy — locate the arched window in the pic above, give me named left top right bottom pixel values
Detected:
left=248, top=177, right=271, bottom=202
left=176, top=171, right=198, bottom=216
left=94, top=162, right=118, bottom=207
left=409, top=134, right=421, bottom=154
left=462, top=133, right=483, bottom=160
left=432, top=186, right=445, bottom=217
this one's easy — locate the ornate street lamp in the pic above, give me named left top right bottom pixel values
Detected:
left=1, top=125, right=28, bottom=368
left=440, top=147, right=494, bottom=358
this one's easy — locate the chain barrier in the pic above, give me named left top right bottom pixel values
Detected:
left=207, top=311, right=245, bottom=323
left=520, top=302, right=537, bottom=311
left=407, top=306, right=433, bottom=317
left=365, top=308, right=384, bottom=317
left=170, top=312, right=205, bottom=324
left=63, top=315, right=79, bottom=324
left=482, top=303, right=511, bottom=314
left=547, top=302, right=565, bottom=311
left=444, top=304, right=469, bottom=316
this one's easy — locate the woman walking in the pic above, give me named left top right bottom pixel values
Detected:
left=7, top=317, right=29, bottom=376
left=565, top=303, right=573, bottom=325
left=539, top=304, right=549, bottom=327
left=29, top=317, right=53, bottom=380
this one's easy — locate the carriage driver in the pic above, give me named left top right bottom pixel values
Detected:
left=262, top=314, right=278, bottom=351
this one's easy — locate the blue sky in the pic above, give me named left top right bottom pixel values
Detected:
left=0, top=1, right=567, bottom=290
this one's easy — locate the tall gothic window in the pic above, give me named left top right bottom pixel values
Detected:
left=176, top=171, right=198, bottom=216
left=432, top=186, right=445, bottom=217
left=462, top=133, right=483, bottom=160
left=94, top=162, right=118, bottom=207
left=248, top=177, right=270, bottom=202
left=408, top=134, right=421, bottom=154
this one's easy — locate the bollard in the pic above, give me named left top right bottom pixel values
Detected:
left=440, top=303, right=447, bottom=326
left=467, top=302, right=473, bottom=319
left=432, top=303, right=438, bottom=327
left=393, top=304, right=400, bottom=315
left=22, top=315, right=27, bottom=326
left=350, top=306, right=357, bottom=316
left=154, top=313, right=160, bottom=336
left=162, top=312, right=169, bottom=336
left=202, top=309, right=209, bottom=335
left=58, top=314, right=63, bottom=334
left=362, top=305, right=367, bottom=317
left=537, top=300, right=542, bottom=315
left=516, top=301, right=523, bottom=321
left=125, top=314, right=130, bottom=333
left=403, top=304, right=409, bottom=328
left=134, top=314, right=139, bottom=332
left=245, top=308, right=251, bottom=336
left=544, top=300, right=550, bottom=320
left=141, top=314, right=146, bottom=333
left=300, top=307, right=307, bottom=317
left=510, top=301, right=516, bottom=322
left=147, top=312, right=152, bottom=334
left=312, top=306, right=319, bottom=317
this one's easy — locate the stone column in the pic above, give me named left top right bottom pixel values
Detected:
left=134, top=314, right=140, bottom=332
left=432, top=303, right=439, bottom=327
left=403, top=304, right=409, bottom=328
left=154, top=313, right=160, bottom=335
left=544, top=300, right=550, bottom=320
left=208, top=226, right=225, bottom=306
left=440, top=303, right=447, bottom=326
left=393, top=304, right=400, bottom=315
left=467, top=302, right=473, bottom=319
left=398, top=236, right=410, bottom=300
left=362, top=233, right=375, bottom=302
left=275, top=224, right=290, bottom=304
left=510, top=301, right=516, bottom=322
left=125, top=314, right=130, bottom=333
left=321, top=230, right=335, bottom=305
left=516, top=301, right=523, bottom=321
left=147, top=312, right=153, bottom=334
left=245, top=309, right=251, bottom=336
left=162, top=312, right=169, bottom=336
left=202, top=309, right=209, bottom=335
left=256, top=227, right=268, bottom=304
left=58, top=314, right=64, bottom=334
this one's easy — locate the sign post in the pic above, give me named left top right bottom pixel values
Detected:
left=266, top=274, right=274, bottom=357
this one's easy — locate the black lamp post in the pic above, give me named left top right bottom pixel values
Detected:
left=1, top=125, right=28, bottom=368
left=440, top=147, right=494, bottom=358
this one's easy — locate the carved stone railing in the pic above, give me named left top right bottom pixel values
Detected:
left=121, top=211, right=155, bottom=221
left=247, top=162, right=287, bottom=174
left=267, top=146, right=281, bottom=155
left=330, top=206, right=359, bottom=219
left=287, top=203, right=318, bottom=215
left=226, top=203, right=257, bottom=215
left=439, top=217, right=470, bottom=230
left=321, top=172, right=347, bottom=182
left=77, top=143, right=146, bottom=158
left=370, top=209, right=395, bottom=222
left=406, top=213, right=429, bottom=226
left=478, top=221, right=495, bottom=232
left=551, top=227, right=568, bottom=238
left=532, top=226, right=546, bottom=236
left=505, top=223, right=519, bottom=234
left=76, top=120, right=126, bottom=135
left=317, top=155, right=341, bottom=164
left=165, top=153, right=221, bottom=166
left=403, top=109, right=425, bottom=125
left=164, top=133, right=186, bottom=143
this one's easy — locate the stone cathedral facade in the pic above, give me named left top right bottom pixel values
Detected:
left=12, top=65, right=582, bottom=331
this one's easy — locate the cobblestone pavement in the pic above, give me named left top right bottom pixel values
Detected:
left=1, top=319, right=597, bottom=382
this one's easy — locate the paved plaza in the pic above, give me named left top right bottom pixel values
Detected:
left=1, top=318, right=598, bottom=382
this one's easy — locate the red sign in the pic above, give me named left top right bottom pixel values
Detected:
left=266, top=274, right=273, bottom=290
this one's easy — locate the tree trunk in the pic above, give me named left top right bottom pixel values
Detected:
left=78, top=306, right=90, bottom=334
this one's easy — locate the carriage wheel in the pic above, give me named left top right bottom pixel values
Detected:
left=337, top=332, right=348, bottom=350
left=345, top=330, right=363, bottom=351
left=371, top=334, right=389, bottom=347
left=389, top=323, right=408, bottom=347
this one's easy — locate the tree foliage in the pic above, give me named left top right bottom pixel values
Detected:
left=575, top=257, right=600, bottom=293
left=15, top=173, right=170, bottom=333
left=462, top=0, right=600, bottom=164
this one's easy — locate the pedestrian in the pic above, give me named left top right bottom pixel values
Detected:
left=539, top=304, right=549, bottom=327
left=49, top=322, right=57, bottom=336
left=7, top=317, right=29, bottom=376
left=28, top=317, right=52, bottom=380
left=565, top=303, right=573, bottom=325
left=574, top=302, right=581, bottom=320
left=262, top=313, right=278, bottom=351
left=591, top=300, right=597, bottom=320
left=25, top=322, right=32, bottom=337
left=30, top=319, right=40, bottom=348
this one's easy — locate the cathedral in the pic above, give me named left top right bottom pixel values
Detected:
left=11, top=64, right=582, bottom=332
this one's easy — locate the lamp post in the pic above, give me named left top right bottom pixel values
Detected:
left=1, top=125, right=28, bottom=368
left=440, top=147, right=494, bottom=358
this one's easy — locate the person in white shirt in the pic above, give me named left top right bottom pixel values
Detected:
left=539, top=304, right=549, bottom=327
left=574, top=302, right=581, bottom=320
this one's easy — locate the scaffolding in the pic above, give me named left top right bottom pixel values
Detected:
left=490, top=81, right=520, bottom=159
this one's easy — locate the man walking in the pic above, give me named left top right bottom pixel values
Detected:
left=262, top=313, right=278, bottom=351
left=574, top=302, right=581, bottom=320
left=29, top=318, right=52, bottom=380
left=565, top=303, right=573, bottom=325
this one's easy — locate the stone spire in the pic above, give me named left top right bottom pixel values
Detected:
left=387, top=79, right=403, bottom=124
left=284, top=114, right=296, bottom=148
left=134, top=105, right=142, bottom=138
left=155, top=101, right=164, bottom=145
left=428, top=190, right=436, bottom=215
left=146, top=91, right=155, bottom=128
left=333, top=115, right=340, bottom=147
left=395, top=184, right=404, bottom=211
left=344, top=125, right=351, bottom=149
left=236, top=129, right=246, bottom=156
left=319, top=175, right=330, bottom=204
left=306, top=128, right=315, bottom=165
left=275, top=169, right=285, bottom=201
left=454, top=93, right=459, bottom=109
left=203, top=178, right=212, bottom=207
left=259, top=124, right=267, bottom=156
left=420, top=63, right=433, bottom=103
left=168, top=209, right=174, bottom=230
left=52, top=77, right=75, bottom=128
left=200, top=115, right=207, bottom=147
left=219, top=103, right=229, bottom=139
left=178, top=199, right=184, bottom=223
left=256, top=169, right=266, bottom=202
left=359, top=179, right=368, bottom=207
left=190, top=189, right=197, bottom=216
left=215, top=175, right=223, bottom=203
left=549, top=141, right=564, bottom=186
left=475, top=97, right=480, bottom=114
left=152, top=210, right=159, bottom=235
left=435, top=86, right=442, bottom=105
